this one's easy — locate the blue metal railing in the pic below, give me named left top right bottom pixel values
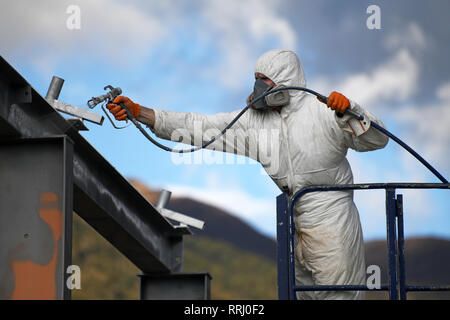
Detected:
left=276, top=183, right=450, bottom=300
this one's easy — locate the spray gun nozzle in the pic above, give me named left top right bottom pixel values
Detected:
left=87, top=86, right=122, bottom=109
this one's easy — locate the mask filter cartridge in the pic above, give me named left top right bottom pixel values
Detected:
left=250, top=78, right=290, bottom=110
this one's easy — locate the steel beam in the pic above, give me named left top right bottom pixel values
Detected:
left=0, top=136, right=73, bottom=299
left=0, top=55, right=189, bottom=275
left=385, top=189, right=399, bottom=300
left=138, top=273, right=212, bottom=300
left=276, top=192, right=289, bottom=300
left=396, top=194, right=407, bottom=300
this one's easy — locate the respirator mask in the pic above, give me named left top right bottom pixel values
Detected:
left=247, top=78, right=290, bottom=111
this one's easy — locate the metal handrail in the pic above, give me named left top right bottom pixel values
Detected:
left=276, top=183, right=450, bottom=300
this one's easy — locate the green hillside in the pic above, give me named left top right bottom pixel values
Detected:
left=183, top=234, right=277, bottom=299
left=71, top=213, right=277, bottom=300
left=71, top=213, right=140, bottom=300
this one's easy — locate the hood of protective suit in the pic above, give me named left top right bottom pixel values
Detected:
left=254, top=49, right=306, bottom=93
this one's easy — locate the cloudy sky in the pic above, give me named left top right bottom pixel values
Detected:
left=2, top=0, right=449, bottom=240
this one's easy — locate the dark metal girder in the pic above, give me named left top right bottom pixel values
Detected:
left=138, top=273, right=212, bottom=300
left=0, top=55, right=189, bottom=273
left=0, top=136, right=73, bottom=299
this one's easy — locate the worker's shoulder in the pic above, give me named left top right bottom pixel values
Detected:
left=296, top=94, right=333, bottom=118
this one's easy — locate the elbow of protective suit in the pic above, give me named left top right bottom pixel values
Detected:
left=378, top=128, right=389, bottom=149
left=358, top=104, right=389, bottom=150
left=334, top=101, right=390, bottom=151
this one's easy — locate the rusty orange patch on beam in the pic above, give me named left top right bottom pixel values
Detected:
left=11, top=192, right=62, bottom=300
left=40, top=192, right=58, bottom=204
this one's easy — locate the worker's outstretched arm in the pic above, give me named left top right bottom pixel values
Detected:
left=149, top=108, right=251, bottom=155
left=322, top=91, right=389, bottom=152
left=107, top=96, right=252, bottom=156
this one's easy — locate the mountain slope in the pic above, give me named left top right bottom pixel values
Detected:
left=183, top=235, right=277, bottom=299
left=130, top=179, right=277, bottom=262
left=71, top=213, right=277, bottom=300
left=365, top=237, right=450, bottom=299
left=167, top=197, right=276, bottom=262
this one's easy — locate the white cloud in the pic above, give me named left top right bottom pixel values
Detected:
left=310, top=23, right=429, bottom=107
left=0, top=0, right=165, bottom=71
left=163, top=173, right=276, bottom=237
left=436, top=81, right=450, bottom=101
left=197, top=0, right=297, bottom=90
left=384, top=22, right=427, bottom=51
left=1, top=0, right=297, bottom=91
left=392, top=82, right=450, bottom=174
left=310, top=48, right=418, bottom=107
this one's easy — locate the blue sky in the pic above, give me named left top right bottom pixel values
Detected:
left=2, top=0, right=449, bottom=241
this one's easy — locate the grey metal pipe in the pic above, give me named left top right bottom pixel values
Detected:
left=45, top=76, right=64, bottom=100
left=156, top=189, right=172, bottom=209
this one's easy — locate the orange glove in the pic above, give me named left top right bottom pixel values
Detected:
left=106, top=96, right=141, bottom=121
left=325, top=91, right=350, bottom=114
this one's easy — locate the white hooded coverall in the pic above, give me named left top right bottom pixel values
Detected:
left=150, top=49, right=389, bottom=300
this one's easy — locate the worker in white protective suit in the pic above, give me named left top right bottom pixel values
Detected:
left=106, top=49, right=389, bottom=300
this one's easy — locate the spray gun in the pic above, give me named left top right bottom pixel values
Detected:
left=87, top=85, right=129, bottom=129
left=87, top=85, right=180, bottom=151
